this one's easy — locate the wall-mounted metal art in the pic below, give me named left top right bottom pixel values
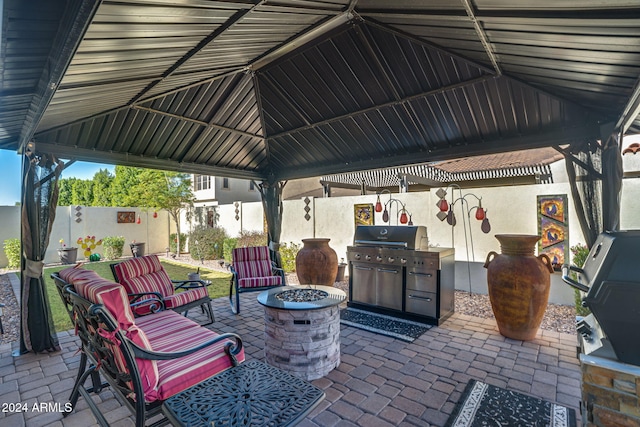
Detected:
left=354, top=204, right=374, bottom=227
left=537, top=194, right=568, bottom=270
left=117, top=211, right=135, bottom=224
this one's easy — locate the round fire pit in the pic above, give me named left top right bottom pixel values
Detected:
left=257, top=285, right=346, bottom=381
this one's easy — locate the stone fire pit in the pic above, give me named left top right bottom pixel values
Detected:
left=257, top=285, right=346, bottom=381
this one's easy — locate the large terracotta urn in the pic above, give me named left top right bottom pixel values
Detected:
left=295, top=238, right=338, bottom=286
left=484, top=234, right=554, bottom=341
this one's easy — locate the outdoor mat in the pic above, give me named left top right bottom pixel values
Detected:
left=445, top=379, right=577, bottom=427
left=339, top=307, right=432, bottom=342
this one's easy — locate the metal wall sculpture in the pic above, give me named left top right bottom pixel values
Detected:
left=537, top=194, right=569, bottom=270
left=354, top=204, right=374, bottom=226
left=117, top=211, right=135, bottom=223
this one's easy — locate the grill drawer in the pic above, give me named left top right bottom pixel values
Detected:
left=407, top=268, right=437, bottom=293
left=351, top=263, right=375, bottom=306
left=405, top=290, right=437, bottom=318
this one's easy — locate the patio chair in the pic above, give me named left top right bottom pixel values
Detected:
left=111, top=254, right=214, bottom=325
left=229, top=246, right=285, bottom=314
left=51, top=267, right=243, bottom=427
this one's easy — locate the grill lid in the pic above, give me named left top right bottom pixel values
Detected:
left=580, top=230, right=640, bottom=290
left=353, top=225, right=428, bottom=250
left=562, top=230, right=640, bottom=365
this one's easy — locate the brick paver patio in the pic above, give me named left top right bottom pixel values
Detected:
left=0, top=288, right=581, bottom=427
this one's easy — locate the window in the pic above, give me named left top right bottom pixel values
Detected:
left=222, top=177, right=229, bottom=189
left=194, top=175, right=211, bottom=191
left=249, top=181, right=256, bottom=191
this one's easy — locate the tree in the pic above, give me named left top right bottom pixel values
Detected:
left=71, top=179, right=93, bottom=206
left=57, top=178, right=77, bottom=206
left=127, top=169, right=195, bottom=253
left=110, top=165, right=143, bottom=207
left=91, top=168, right=114, bottom=206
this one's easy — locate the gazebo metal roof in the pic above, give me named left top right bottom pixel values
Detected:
left=2, top=0, right=640, bottom=181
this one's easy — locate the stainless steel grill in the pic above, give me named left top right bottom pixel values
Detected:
left=562, top=230, right=640, bottom=365
left=347, top=225, right=455, bottom=324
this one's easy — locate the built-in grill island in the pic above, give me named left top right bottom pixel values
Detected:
left=347, top=225, right=455, bottom=325
left=561, top=230, right=640, bottom=426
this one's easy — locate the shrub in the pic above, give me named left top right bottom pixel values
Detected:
left=236, top=230, right=268, bottom=248
left=223, top=238, right=237, bottom=263
left=570, top=243, right=591, bottom=316
left=188, top=225, right=228, bottom=260
left=3, top=238, right=20, bottom=269
left=102, top=236, right=125, bottom=260
left=280, top=242, right=300, bottom=273
left=170, top=233, right=187, bottom=254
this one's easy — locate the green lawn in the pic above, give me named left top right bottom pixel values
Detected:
left=44, top=259, right=231, bottom=333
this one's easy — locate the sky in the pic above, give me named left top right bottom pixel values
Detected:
left=0, top=150, right=114, bottom=206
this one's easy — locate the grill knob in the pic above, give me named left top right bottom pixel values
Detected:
left=354, top=254, right=361, bottom=260
left=376, top=255, right=383, bottom=262
left=388, top=257, right=395, bottom=263
left=400, top=258, right=407, bottom=264
left=365, top=255, right=372, bottom=261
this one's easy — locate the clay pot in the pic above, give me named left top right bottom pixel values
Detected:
left=484, top=234, right=554, bottom=341
left=58, top=247, right=78, bottom=265
left=130, top=242, right=145, bottom=257
left=295, top=238, right=338, bottom=286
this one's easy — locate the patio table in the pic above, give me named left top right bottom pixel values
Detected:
left=162, top=359, right=325, bottom=427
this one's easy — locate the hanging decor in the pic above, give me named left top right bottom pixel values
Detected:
left=435, top=186, right=490, bottom=234
left=537, top=194, right=569, bottom=270
left=435, top=185, right=491, bottom=294
left=374, top=189, right=413, bottom=226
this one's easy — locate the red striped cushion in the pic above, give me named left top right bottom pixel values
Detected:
left=233, top=246, right=271, bottom=262
left=232, top=247, right=274, bottom=280
left=112, top=255, right=174, bottom=297
left=136, top=311, right=245, bottom=401
left=59, top=267, right=103, bottom=289
left=63, top=272, right=135, bottom=329
left=63, top=274, right=159, bottom=400
left=163, top=286, right=208, bottom=310
left=238, top=276, right=282, bottom=289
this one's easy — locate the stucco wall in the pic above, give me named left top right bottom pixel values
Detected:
left=1, top=207, right=172, bottom=265
left=206, top=179, right=640, bottom=305
left=4, top=178, right=640, bottom=306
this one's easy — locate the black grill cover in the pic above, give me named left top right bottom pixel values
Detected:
left=580, top=230, right=640, bottom=365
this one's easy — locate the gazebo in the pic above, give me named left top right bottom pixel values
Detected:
left=0, top=0, right=637, bottom=356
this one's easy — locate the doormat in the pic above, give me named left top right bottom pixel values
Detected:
left=340, top=307, right=432, bottom=342
left=445, top=379, right=577, bottom=427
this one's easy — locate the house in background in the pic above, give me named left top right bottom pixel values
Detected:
left=192, top=174, right=261, bottom=226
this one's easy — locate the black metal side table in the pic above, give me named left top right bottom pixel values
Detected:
left=163, top=359, right=325, bottom=427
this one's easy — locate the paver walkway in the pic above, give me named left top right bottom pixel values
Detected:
left=0, top=291, right=581, bottom=427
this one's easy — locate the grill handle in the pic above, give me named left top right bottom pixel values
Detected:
left=408, top=294, right=432, bottom=302
left=354, top=240, right=408, bottom=248
left=409, top=271, right=433, bottom=277
left=561, top=264, right=589, bottom=293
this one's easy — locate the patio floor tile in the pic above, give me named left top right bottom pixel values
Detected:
left=0, top=292, right=582, bottom=426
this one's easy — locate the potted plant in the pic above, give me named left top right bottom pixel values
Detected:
left=130, top=240, right=146, bottom=257
left=58, top=239, right=78, bottom=265
left=103, top=236, right=125, bottom=260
